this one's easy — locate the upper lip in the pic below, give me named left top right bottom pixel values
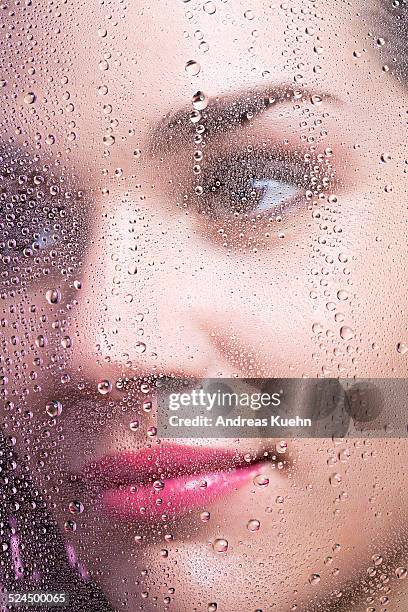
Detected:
left=80, top=443, right=274, bottom=489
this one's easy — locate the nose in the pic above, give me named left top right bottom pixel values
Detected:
left=68, top=192, right=234, bottom=386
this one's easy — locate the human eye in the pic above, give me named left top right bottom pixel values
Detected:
left=154, top=91, right=340, bottom=247
left=0, top=144, right=88, bottom=287
left=195, top=148, right=311, bottom=222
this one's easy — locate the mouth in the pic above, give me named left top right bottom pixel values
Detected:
left=80, top=443, right=280, bottom=523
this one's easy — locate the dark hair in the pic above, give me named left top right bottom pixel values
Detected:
left=379, top=0, right=408, bottom=80
left=0, top=434, right=112, bottom=611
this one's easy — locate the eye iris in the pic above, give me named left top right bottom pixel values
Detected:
left=251, top=178, right=299, bottom=213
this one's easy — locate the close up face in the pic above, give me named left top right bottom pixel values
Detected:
left=1, top=0, right=408, bottom=610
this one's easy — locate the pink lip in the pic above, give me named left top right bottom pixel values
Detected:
left=80, top=445, right=268, bottom=522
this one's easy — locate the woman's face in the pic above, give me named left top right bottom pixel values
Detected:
left=2, top=0, right=408, bottom=610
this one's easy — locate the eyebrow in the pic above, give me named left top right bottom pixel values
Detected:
left=148, top=84, right=339, bottom=155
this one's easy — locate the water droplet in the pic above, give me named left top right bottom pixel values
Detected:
left=135, top=342, right=146, bottom=354
left=103, top=134, right=115, bottom=147
left=46, top=400, right=62, bottom=417
left=36, top=335, right=47, bottom=348
left=98, top=379, right=112, bottom=395
left=253, top=474, right=269, bottom=487
left=69, top=500, right=84, bottom=514
left=312, top=322, right=324, bottom=334
left=337, top=290, right=349, bottom=301
left=129, top=420, right=139, bottom=431
left=64, top=520, right=77, bottom=532
left=329, top=473, right=342, bottom=487
left=212, top=538, right=228, bottom=553
left=244, top=9, right=254, bottom=20
left=153, top=480, right=165, bottom=491
left=340, top=326, right=354, bottom=340
left=338, top=448, right=350, bottom=463
left=311, top=94, right=322, bottom=105
left=395, top=567, right=407, bottom=579
left=200, top=511, right=211, bottom=522
left=199, top=41, right=210, bottom=53
left=397, top=342, right=408, bottom=355
left=381, top=152, right=391, bottom=163
left=372, top=554, right=383, bottom=566
left=247, top=519, right=261, bottom=531
left=309, top=573, right=321, bottom=585
left=61, top=336, right=72, bottom=349
left=24, top=92, right=36, bottom=104
left=208, top=604, right=217, bottom=612
left=185, top=60, right=201, bottom=76
left=192, top=91, right=208, bottom=110
left=203, top=1, right=216, bottom=14
left=190, top=110, right=202, bottom=124
left=45, top=288, right=61, bottom=304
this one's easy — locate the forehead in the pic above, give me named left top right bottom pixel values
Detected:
left=1, top=0, right=386, bottom=169
left=66, top=1, right=367, bottom=122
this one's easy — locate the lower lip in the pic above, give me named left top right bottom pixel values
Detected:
left=102, top=462, right=266, bottom=522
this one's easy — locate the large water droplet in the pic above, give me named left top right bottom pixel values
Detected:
left=46, top=288, right=61, bottom=304
left=253, top=474, right=269, bottom=487
left=185, top=60, right=201, bottom=76
left=24, top=92, right=36, bottom=104
left=329, top=473, right=342, bottom=487
left=192, top=91, right=208, bottom=110
left=397, top=342, right=408, bottom=355
left=64, top=520, right=77, bottom=532
left=247, top=519, right=261, bottom=531
left=309, top=573, right=321, bottom=585
left=212, top=538, right=228, bottom=553
left=69, top=500, right=84, bottom=514
left=340, top=326, right=354, bottom=340
left=98, top=379, right=112, bottom=395
left=203, top=1, right=216, bottom=14
left=135, top=342, right=146, bottom=354
left=396, top=567, right=407, bottom=579
left=46, top=400, right=62, bottom=417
